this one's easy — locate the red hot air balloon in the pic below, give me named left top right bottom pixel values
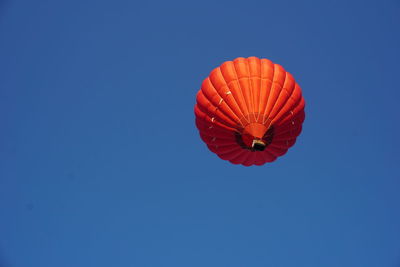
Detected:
left=194, top=57, right=305, bottom=166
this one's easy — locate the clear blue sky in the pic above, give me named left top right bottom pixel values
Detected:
left=1, top=0, right=400, bottom=266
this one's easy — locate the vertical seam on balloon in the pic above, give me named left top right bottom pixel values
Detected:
left=258, top=60, right=266, bottom=123
left=204, top=81, right=238, bottom=124
left=218, top=66, right=249, bottom=125
left=264, top=147, right=281, bottom=157
left=207, top=73, right=246, bottom=127
left=245, top=58, right=257, bottom=123
left=231, top=62, right=251, bottom=124
left=268, top=145, right=288, bottom=155
left=196, top=95, right=237, bottom=129
left=257, top=58, right=263, bottom=123
left=197, top=93, right=230, bottom=127
left=266, top=70, right=287, bottom=129
left=273, top=115, right=302, bottom=137
left=261, top=62, right=275, bottom=125
left=269, top=86, right=298, bottom=126
left=273, top=90, right=303, bottom=126
left=261, top=149, right=276, bottom=163
left=203, top=78, right=244, bottom=127
left=253, top=151, right=264, bottom=166
left=241, top=151, right=254, bottom=166
left=228, top=150, right=249, bottom=164
left=262, top=64, right=282, bottom=127
left=252, top=152, right=263, bottom=166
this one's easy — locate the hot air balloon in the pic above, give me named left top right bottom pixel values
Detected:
left=194, top=57, right=305, bottom=166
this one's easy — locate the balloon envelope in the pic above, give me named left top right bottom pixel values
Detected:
left=194, top=56, right=305, bottom=166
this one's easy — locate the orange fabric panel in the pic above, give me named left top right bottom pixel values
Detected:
left=195, top=57, right=305, bottom=166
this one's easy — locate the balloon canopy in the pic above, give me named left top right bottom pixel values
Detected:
left=194, top=57, right=305, bottom=166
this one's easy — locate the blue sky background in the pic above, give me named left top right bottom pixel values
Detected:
left=1, top=0, right=400, bottom=266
